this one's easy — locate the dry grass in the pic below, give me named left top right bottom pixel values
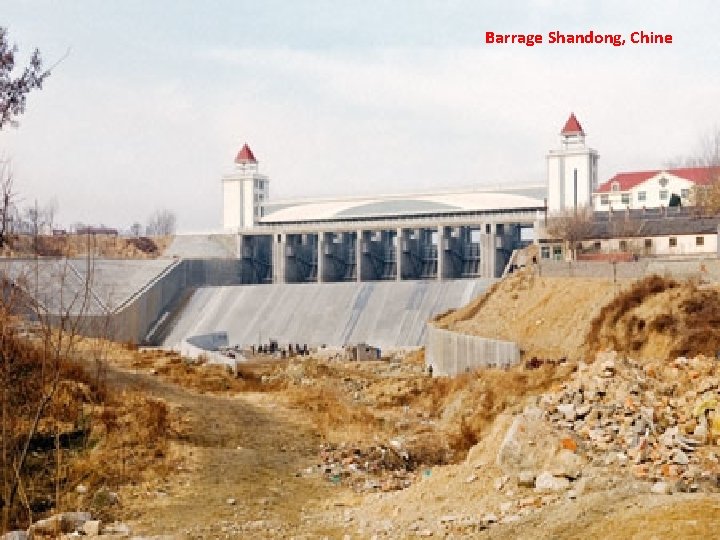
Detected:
left=585, top=274, right=720, bottom=360
left=284, top=385, right=382, bottom=443
left=0, top=234, right=172, bottom=259
left=0, top=323, right=176, bottom=530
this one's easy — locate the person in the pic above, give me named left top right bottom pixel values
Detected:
left=428, top=364, right=434, bottom=377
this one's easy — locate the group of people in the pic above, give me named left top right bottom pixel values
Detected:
left=251, top=342, right=310, bottom=358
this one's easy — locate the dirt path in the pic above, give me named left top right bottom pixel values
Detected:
left=104, top=367, right=347, bottom=538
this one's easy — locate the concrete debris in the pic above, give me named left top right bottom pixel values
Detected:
left=534, top=471, right=570, bottom=492
left=82, top=520, right=102, bottom=536
left=517, top=470, right=536, bottom=487
left=539, top=351, right=720, bottom=492
left=651, top=481, right=673, bottom=495
left=27, top=511, right=92, bottom=538
left=1, top=532, right=28, bottom=540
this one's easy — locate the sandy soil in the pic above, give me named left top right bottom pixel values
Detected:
left=103, top=366, right=347, bottom=539
left=435, top=272, right=620, bottom=360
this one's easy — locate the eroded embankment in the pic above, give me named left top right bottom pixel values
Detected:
left=436, top=271, right=720, bottom=361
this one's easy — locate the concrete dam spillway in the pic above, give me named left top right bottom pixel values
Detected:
left=0, top=257, right=494, bottom=349
left=161, top=278, right=494, bottom=350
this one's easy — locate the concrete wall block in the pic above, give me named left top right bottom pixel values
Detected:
left=426, top=325, right=520, bottom=376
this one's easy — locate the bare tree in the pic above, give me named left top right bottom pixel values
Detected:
left=43, top=197, right=58, bottom=232
left=691, top=177, right=720, bottom=216
left=145, top=208, right=176, bottom=236
left=666, top=128, right=720, bottom=215
left=0, top=27, right=51, bottom=130
left=1, top=253, right=98, bottom=531
left=544, top=205, right=595, bottom=260
left=0, top=160, right=14, bottom=248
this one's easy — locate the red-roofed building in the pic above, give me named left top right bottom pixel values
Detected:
left=592, top=166, right=720, bottom=210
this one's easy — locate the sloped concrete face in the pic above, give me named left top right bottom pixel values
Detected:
left=162, top=279, right=494, bottom=349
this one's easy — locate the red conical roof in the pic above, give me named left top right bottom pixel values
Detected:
left=235, top=143, right=257, bottom=164
left=561, top=113, right=584, bottom=135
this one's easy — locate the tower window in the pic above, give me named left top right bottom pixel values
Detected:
left=669, top=237, right=677, bottom=247
left=573, top=168, right=578, bottom=209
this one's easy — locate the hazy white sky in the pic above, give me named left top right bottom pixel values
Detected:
left=1, top=0, right=719, bottom=232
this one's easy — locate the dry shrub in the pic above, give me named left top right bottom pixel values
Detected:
left=599, top=274, right=677, bottom=329
left=0, top=323, right=110, bottom=529
left=161, top=359, right=285, bottom=393
left=126, top=236, right=157, bottom=254
left=34, top=236, right=64, bottom=257
left=403, top=348, right=425, bottom=367
left=285, top=385, right=381, bottom=441
left=671, top=286, right=720, bottom=358
left=434, top=364, right=572, bottom=457
left=450, top=416, right=479, bottom=453
left=72, top=393, right=174, bottom=490
left=585, top=275, right=720, bottom=360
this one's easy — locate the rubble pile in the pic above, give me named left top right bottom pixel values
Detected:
left=541, top=352, right=720, bottom=492
left=312, top=441, right=421, bottom=492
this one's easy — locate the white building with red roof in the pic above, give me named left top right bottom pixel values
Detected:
left=592, top=167, right=719, bottom=211
left=222, top=143, right=270, bottom=229
left=546, top=113, right=599, bottom=212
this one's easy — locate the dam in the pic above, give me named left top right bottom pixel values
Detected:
left=0, top=256, right=494, bottom=349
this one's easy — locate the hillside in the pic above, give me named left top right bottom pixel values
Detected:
left=435, top=270, right=720, bottom=362
left=434, top=272, right=619, bottom=360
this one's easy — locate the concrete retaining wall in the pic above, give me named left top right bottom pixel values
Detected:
left=108, top=259, right=187, bottom=343
left=537, top=258, right=720, bottom=281
left=425, top=324, right=520, bottom=376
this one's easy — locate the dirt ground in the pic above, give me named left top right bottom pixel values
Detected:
left=104, top=366, right=344, bottom=538
left=92, top=350, right=720, bottom=540
left=434, top=273, right=621, bottom=360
